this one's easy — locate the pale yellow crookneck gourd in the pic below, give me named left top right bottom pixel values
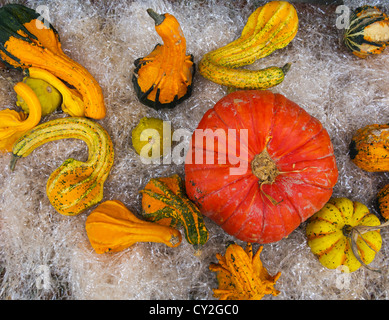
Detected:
left=0, top=82, right=41, bottom=152
left=199, top=1, right=298, bottom=89
left=10, top=117, right=114, bottom=216
left=26, top=67, right=85, bottom=117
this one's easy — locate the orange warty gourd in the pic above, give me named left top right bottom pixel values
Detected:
left=0, top=82, right=41, bottom=152
left=377, top=184, right=389, bottom=220
left=185, top=90, right=338, bottom=243
left=0, top=4, right=106, bottom=119
left=209, top=243, right=281, bottom=300
left=132, top=9, right=194, bottom=110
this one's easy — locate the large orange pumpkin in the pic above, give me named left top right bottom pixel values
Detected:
left=185, top=90, right=338, bottom=243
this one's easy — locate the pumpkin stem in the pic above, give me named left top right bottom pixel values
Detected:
left=251, top=148, right=282, bottom=206
left=251, top=149, right=279, bottom=184
left=147, top=9, right=165, bottom=26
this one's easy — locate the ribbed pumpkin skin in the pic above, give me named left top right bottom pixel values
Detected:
left=184, top=90, right=338, bottom=243
left=11, top=117, right=114, bottom=216
left=306, top=198, right=382, bottom=273
left=343, top=5, right=389, bottom=58
left=349, top=124, right=389, bottom=172
left=0, top=4, right=106, bottom=119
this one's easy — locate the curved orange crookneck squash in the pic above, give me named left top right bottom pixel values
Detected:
left=86, top=200, right=182, bottom=254
left=0, top=4, right=105, bottom=119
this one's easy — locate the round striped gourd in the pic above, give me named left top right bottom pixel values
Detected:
left=343, top=5, right=389, bottom=58
left=140, top=174, right=209, bottom=250
left=306, top=197, right=382, bottom=273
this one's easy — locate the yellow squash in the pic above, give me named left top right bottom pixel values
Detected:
left=0, top=4, right=105, bottom=119
left=306, top=197, right=382, bottom=272
left=10, top=117, right=114, bottom=216
left=85, top=200, right=182, bottom=254
left=0, top=82, right=41, bottom=152
left=199, top=1, right=298, bottom=89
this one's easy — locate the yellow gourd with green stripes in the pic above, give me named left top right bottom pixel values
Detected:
left=140, top=174, right=209, bottom=250
left=10, top=117, right=114, bottom=216
left=199, top=1, right=298, bottom=89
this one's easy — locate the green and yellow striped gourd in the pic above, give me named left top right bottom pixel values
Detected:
left=343, top=5, right=389, bottom=58
left=140, top=174, right=209, bottom=250
left=199, top=1, right=298, bottom=89
left=10, top=117, right=114, bottom=216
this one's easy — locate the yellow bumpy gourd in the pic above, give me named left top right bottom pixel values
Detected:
left=199, top=1, right=298, bottom=89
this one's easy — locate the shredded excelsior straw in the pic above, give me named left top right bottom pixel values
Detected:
left=0, top=0, right=388, bottom=299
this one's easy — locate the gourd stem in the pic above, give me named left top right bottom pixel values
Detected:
left=147, top=9, right=165, bottom=26
left=282, top=63, right=292, bottom=74
left=9, top=154, right=20, bottom=171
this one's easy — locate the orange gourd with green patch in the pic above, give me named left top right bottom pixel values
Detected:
left=140, top=174, right=209, bottom=249
left=377, top=184, right=389, bottom=220
left=198, top=1, right=298, bottom=89
left=0, top=4, right=105, bottom=119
